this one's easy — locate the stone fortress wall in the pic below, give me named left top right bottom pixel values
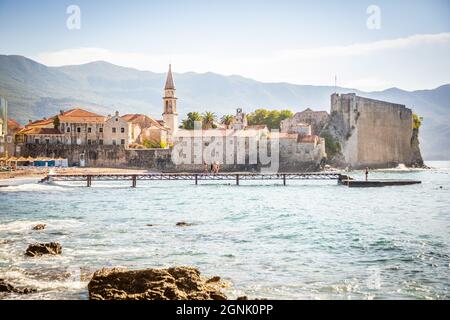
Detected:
left=330, top=93, right=423, bottom=168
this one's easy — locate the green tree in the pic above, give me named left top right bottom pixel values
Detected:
left=181, top=112, right=202, bottom=130
left=413, top=114, right=422, bottom=130
left=202, top=111, right=217, bottom=129
left=221, top=114, right=234, bottom=127
left=247, top=109, right=293, bottom=129
left=320, top=131, right=341, bottom=157
left=53, top=116, right=60, bottom=129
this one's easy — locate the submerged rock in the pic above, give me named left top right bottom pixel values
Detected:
left=206, top=276, right=221, bottom=283
left=0, top=279, right=36, bottom=294
left=176, top=221, right=193, bottom=227
left=32, top=224, right=46, bottom=230
left=25, top=242, right=62, bottom=257
left=88, top=266, right=227, bottom=300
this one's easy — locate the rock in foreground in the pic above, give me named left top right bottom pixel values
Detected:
left=0, top=279, right=36, bottom=294
left=25, top=242, right=62, bottom=257
left=32, top=224, right=46, bottom=230
left=88, top=266, right=227, bottom=300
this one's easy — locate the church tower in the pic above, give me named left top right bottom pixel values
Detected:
left=162, top=64, right=178, bottom=138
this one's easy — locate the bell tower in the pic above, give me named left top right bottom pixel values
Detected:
left=162, top=64, right=178, bottom=138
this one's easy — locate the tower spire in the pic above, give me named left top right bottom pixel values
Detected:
left=165, top=64, right=175, bottom=90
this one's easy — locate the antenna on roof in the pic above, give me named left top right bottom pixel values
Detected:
left=334, top=75, right=337, bottom=93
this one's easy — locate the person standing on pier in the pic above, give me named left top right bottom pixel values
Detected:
left=365, top=167, right=369, bottom=181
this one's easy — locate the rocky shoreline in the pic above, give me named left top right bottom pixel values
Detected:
left=0, top=222, right=252, bottom=300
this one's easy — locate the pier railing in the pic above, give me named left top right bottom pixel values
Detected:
left=41, top=172, right=351, bottom=187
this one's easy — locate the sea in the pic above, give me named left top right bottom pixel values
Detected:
left=0, top=161, right=449, bottom=300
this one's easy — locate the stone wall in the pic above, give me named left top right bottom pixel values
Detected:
left=21, top=140, right=324, bottom=172
left=329, top=93, right=424, bottom=168
left=22, top=144, right=175, bottom=171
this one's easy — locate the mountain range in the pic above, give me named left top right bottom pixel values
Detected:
left=0, top=54, right=448, bottom=160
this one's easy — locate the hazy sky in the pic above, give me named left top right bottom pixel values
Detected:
left=0, top=0, right=449, bottom=91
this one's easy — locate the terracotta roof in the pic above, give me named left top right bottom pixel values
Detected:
left=297, top=135, right=319, bottom=143
left=19, top=127, right=62, bottom=135
left=271, top=132, right=298, bottom=139
left=164, top=64, right=175, bottom=90
left=58, top=108, right=106, bottom=123
left=7, top=119, right=22, bottom=130
left=27, top=118, right=54, bottom=127
left=121, top=114, right=167, bottom=129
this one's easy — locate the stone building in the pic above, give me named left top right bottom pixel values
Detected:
left=230, top=108, right=248, bottom=130
left=328, top=93, right=423, bottom=168
left=58, top=108, right=106, bottom=145
left=162, top=64, right=178, bottom=142
left=103, top=111, right=128, bottom=146
left=0, top=119, right=22, bottom=157
left=122, top=114, right=168, bottom=147
left=281, top=108, right=329, bottom=135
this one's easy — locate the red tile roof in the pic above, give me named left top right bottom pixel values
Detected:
left=7, top=119, right=22, bottom=130
left=18, top=127, right=62, bottom=135
left=27, top=118, right=54, bottom=127
left=297, top=135, right=319, bottom=143
left=58, top=108, right=106, bottom=123
left=121, top=114, right=167, bottom=129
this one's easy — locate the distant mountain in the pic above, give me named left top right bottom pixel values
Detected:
left=0, top=54, right=448, bottom=159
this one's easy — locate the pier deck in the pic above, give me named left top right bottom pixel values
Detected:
left=40, top=172, right=421, bottom=188
left=41, top=172, right=350, bottom=187
left=339, top=179, right=421, bottom=187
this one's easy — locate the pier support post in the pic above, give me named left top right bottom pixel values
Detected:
left=236, top=174, right=239, bottom=186
left=283, top=174, right=286, bottom=186
left=87, top=175, right=92, bottom=187
left=131, top=175, right=137, bottom=188
left=195, top=174, right=198, bottom=185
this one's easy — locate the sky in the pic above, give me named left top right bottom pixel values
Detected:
left=0, top=0, right=449, bottom=91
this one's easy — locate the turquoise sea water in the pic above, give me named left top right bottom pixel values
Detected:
left=0, top=162, right=449, bottom=300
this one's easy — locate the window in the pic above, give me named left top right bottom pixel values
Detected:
left=112, top=140, right=116, bottom=145
left=77, top=127, right=81, bottom=133
left=115, top=118, right=118, bottom=122
left=121, top=127, right=125, bottom=133
left=112, top=128, right=116, bottom=133
left=88, top=127, right=92, bottom=133
left=99, top=127, right=103, bottom=133
left=99, top=139, right=103, bottom=145
left=7, top=136, right=12, bottom=143
left=121, top=139, right=125, bottom=145
left=35, top=139, right=39, bottom=144
left=45, top=139, right=50, bottom=144
left=87, top=139, right=91, bottom=145
left=67, top=127, right=70, bottom=133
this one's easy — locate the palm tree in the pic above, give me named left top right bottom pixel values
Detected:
left=202, top=111, right=217, bottom=129
left=221, top=114, right=234, bottom=128
left=181, top=112, right=202, bottom=129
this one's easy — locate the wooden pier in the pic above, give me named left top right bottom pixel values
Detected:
left=39, top=172, right=421, bottom=188
left=40, top=172, right=350, bottom=187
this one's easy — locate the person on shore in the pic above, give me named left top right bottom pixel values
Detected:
left=215, top=161, right=220, bottom=174
left=203, top=161, right=209, bottom=173
left=365, top=167, right=369, bottom=181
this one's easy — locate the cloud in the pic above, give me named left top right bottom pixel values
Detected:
left=278, top=32, right=450, bottom=59
left=34, top=32, right=450, bottom=91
